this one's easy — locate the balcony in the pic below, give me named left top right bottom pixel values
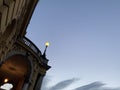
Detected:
left=17, top=36, right=49, bottom=66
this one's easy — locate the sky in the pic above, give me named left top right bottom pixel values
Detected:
left=26, top=0, right=120, bottom=90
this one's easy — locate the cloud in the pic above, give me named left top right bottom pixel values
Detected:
left=41, top=77, right=120, bottom=90
left=73, top=81, right=104, bottom=90
left=73, top=81, right=120, bottom=90
left=49, top=78, right=78, bottom=90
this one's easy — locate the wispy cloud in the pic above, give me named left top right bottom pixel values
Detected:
left=73, top=81, right=104, bottom=90
left=41, top=77, right=78, bottom=90
left=49, top=78, right=78, bottom=90
left=73, top=82, right=120, bottom=90
left=41, top=77, right=120, bottom=90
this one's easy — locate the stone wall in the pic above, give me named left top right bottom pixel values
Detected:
left=0, top=0, right=38, bottom=62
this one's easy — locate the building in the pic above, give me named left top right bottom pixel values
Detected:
left=0, top=0, right=50, bottom=90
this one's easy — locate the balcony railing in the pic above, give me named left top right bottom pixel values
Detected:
left=17, top=36, right=49, bottom=64
left=22, top=37, right=42, bottom=57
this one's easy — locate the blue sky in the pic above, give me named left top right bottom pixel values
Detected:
left=26, top=0, right=120, bottom=90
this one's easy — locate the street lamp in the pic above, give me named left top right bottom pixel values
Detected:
left=42, top=42, right=50, bottom=59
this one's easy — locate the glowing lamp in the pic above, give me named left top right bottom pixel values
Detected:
left=42, top=42, right=50, bottom=59
left=45, top=42, right=50, bottom=47
left=4, top=78, right=9, bottom=83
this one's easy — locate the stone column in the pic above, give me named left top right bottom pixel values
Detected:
left=35, top=75, right=44, bottom=90
left=22, top=83, right=29, bottom=90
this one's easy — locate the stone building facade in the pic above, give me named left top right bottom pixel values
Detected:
left=0, top=0, right=50, bottom=90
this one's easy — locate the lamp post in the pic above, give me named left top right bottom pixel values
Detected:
left=42, top=42, right=49, bottom=59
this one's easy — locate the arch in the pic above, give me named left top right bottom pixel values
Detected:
left=2, top=51, right=34, bottom=82
left=0, top=54, right=32, bottom=90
